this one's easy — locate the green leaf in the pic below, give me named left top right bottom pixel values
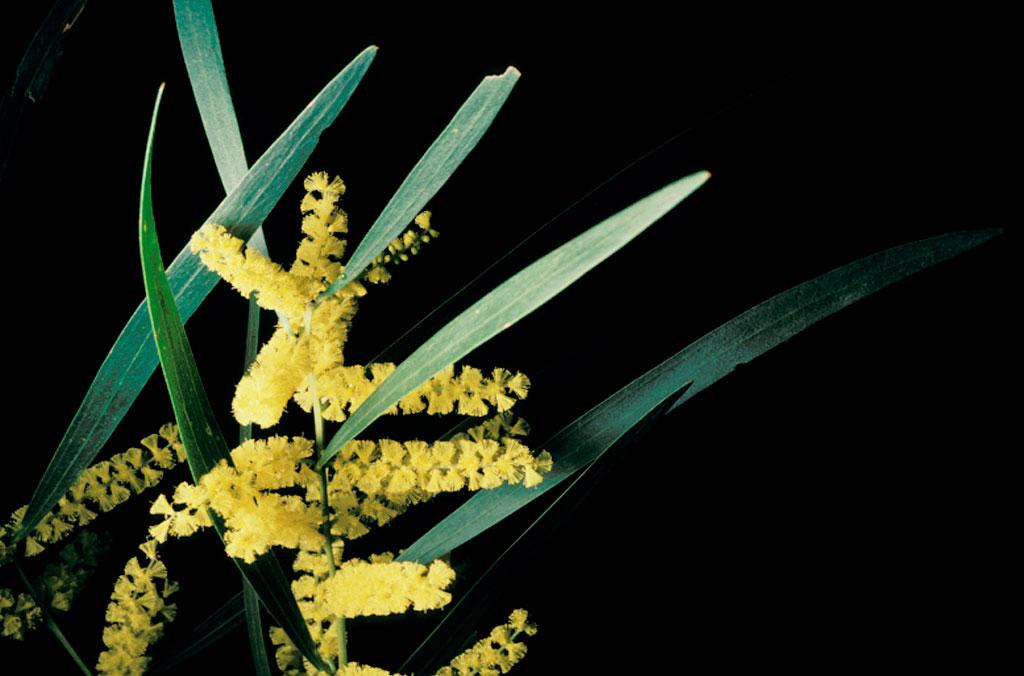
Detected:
left=172, top=0, right=247, bottom=192
left=137, top=86, right=329, bottom=673
left=317, top=66, right=520, bottom=301
left=17, top=45, right=376, bottom=543
left=398, top=228, right=1001, bottom=563
left=319, top=170, right=712, bottom=469
left=243, top=581, right=272, bottom=676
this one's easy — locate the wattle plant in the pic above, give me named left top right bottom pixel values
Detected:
left=0, top=2, right=1002, bottom=675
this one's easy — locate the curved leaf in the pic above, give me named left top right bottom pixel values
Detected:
left=398, top=228, right=1002, bottom=563
left=319, top=170, right=712, bottom=468
left=17, top=45, right=376, bottom=542
left=136, top=87, right=329, bottom=672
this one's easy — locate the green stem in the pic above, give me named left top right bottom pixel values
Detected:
left=239, top=292, right=261, bottom=445
left=14, top=561, right=94, bottom=676
left=240, top=292, right=273, bottom=676
left=306, top=307, right=348, bottom=669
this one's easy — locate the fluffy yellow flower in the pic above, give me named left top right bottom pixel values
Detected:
left=150, top=436, right=321, bottom=563
left=96, top=540, right=177, bottom=675
left=437, top=609, right=537, bottom=675
left=0, top=424, right=184, bottom=558
left=298, top=363, right=531, bottom=423
left=317, top=557, right=455, bottom=618
left=233, top=327, right=312, bottom=428
left=192, top=173, right=445, bottom=429
left=293, top=171, right=349, bottom=284
left=190, top=222, right=315, bottom=326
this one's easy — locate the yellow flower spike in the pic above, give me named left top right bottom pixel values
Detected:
left=294, top=173, right=349, bottom=285
left=305, top=362, right=529, bottom=423
left=1, top=425, right=184, bottom=558
left=322, top=430, right=549, bottom=539
left=318, top=557, right=455, bottom=618
left=438, top=609, right=537, bottom=675
left=97, top=543, right=177, bottom=674
left=233, top=327, right=312, bottom=428
left=190, top=223, right=314, bottom=324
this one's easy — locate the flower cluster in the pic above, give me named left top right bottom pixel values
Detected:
left=148, top=436, right=321, bottom=562
left=0, top=589, right=40, bottom=640
left=328, top=414, right=551, bottom=540
left=96, top=540, right=177, bottom=675
left=0, top=424, right=185, bottom=559
left=170, top=173, right=545, bottom=674
left=1, top=426, right=180, bottom=648
left=437, top=609, right=538, bottom=675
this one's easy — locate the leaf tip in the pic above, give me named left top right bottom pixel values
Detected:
left=491, top=65, right=521, bottom=81
left=668, top=169, right=712, bottom=196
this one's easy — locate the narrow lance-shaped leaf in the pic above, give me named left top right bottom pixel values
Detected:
left=172, top=0, right=247, bottom=192
left=319, top=170, right=712, bottom=468
left=138, top=86, right=330, bottom=673
left=317, top=66, right=520, bottom=301
left=174, top=0, right=270, bottom=260
left=398, top=228, right=1002, bottom=563
left=17, top=46, right=376, bottom=542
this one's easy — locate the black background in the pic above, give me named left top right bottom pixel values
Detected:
left=1, top=3, right=1016, bottom=674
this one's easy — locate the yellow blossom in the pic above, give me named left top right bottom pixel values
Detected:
left=96, top=541, right=176, bottom=675
left=149, top=436, right=321, bottom=563
left=298, top=363, right=530, bottom=423
left=233, top=327, right=311, bottom=428
left=190, top=222, right=315, bottom=325
left=318, top=558, right=455, bottom=618
left=1, top=425, right=183, bottom=558
left=436, top=609, right=537, bottom=675
left=293, top=171, right=349, bottom=284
